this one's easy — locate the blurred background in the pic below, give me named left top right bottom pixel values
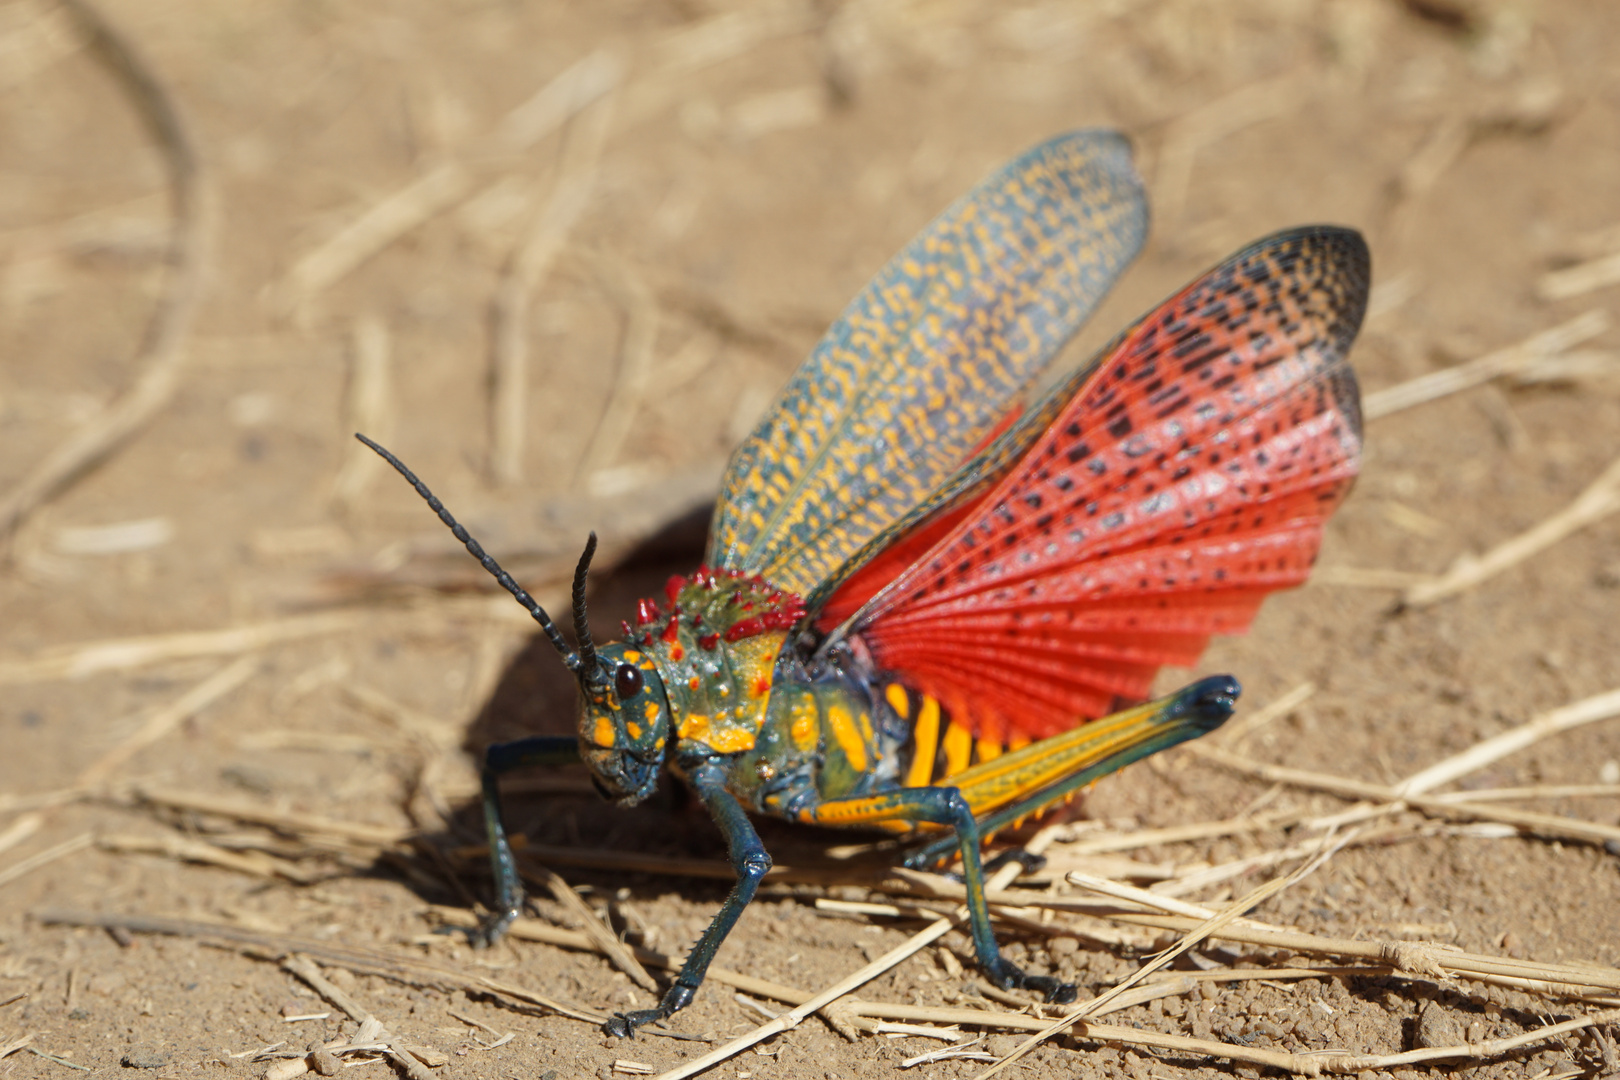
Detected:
left=2, top=0, right=1619, bottom=1074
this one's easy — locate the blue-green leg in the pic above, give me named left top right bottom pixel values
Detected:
left=604, top=763, right=771, bottom=1036
left=473, top=735, right=581, bottom=946
left=807, top=786, right=1076, bottom=1003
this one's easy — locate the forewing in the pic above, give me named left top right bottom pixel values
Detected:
left=847, top=226, right=1369, bottom=740
left=706, top=130, right=1149, bottom=597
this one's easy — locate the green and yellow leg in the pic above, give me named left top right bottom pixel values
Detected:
left=904, top=675, right=1239, bottom=871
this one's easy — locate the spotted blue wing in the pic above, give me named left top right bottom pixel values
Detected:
left=706, top=130, right=1149, bottom=598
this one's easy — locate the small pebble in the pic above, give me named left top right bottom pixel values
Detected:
left=985, top=1036, right=1023, bottom=1058
left=122, top=1047, right=170, bottom=1069
left=309, top=1049, right=341, bottom=1076
left=401, top=1045, right=450, bottom=1068
left=1048, top=937, right=1079, bottom=957
left=1413, top=1000, right=1465, bottom=1049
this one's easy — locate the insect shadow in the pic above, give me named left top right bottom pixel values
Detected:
left=418, top=503, right=897, bottom=923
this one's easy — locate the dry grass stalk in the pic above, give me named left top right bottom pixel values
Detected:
left=432, top=908, right=819, bottom=1007
left=77, top=654, right=259, bottom=786
left=33, top=908, right=609, bottom=1026
left=0, top=0, right=212, bottom=548
left=135, top=786, right=411, bottom=846
left=1361, top=309, right=1607, bottom=420
left=0, top=1034, right=33, bottom=1059
left=1403, top=453, right=1620, bottom=607
left=575, top=255, right=661, bottom=483
left=1047, top=1008, right=1616, bottom=1076
left=1216, top=681, right=1314, bottom=745
left=0, top=813, right=42, bottom=858
left=1196, top=744, right=1620, bottom=848
left=531, top=862, right=658, bottom=993
left=281, top=956, right=434, bottom=1080
left=280, top=163, right=470, bottom=319
left=99, top=831, right=317, bottom=883
left=1066, top=870, right=1620, bottom=995
left=977, top=845, right=1344, bottom=1080
left=1188, top=681, right=1620, bottom=848
left=478, top=839, right=880, bottom=887
left=0, top=595, right=535, bottom=686
left=330, top=315, right=393, bottom=514
left=1049, top=809, right=1299, bottom=859
left=491, top=91, right=615, bottom=485
left=1428, top=783, right=1620, bottom=803
left=647, top=1, right=813, bottom=75
left=1396, top=684, right=1620, bottom=795
left=1509, top=348, right=1620, bottom=385
left=1155, top=74, right=1308, bottom=227
left=1538, top=250, right=1620, bottom=301
left=1149, top=824, right=1425, bottom=898
left=337, top=682, right=458, bottom=750
left=1393, top=116, right=1471, bottom=201
left=475, top=976, right=610, bottom=1028
left=625, top=0, right=819, bottom=132
left=1309, top=565, right=1441, bottom=589
left=276, top=50, right=621, bottom=319
left=0, top=832, right=92, bottom=891
left=0, top=787, right=94, bottom=817
left=648, top=828, right=1065, bottom=1080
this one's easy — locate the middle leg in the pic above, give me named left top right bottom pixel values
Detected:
left=803, top=786, right=1075, bottom=1002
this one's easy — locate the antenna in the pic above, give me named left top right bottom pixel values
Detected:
left=355, top=433, right=584, bottom=675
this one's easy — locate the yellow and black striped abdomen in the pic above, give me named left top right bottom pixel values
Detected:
left=882, top=683, right=1034, bottom=792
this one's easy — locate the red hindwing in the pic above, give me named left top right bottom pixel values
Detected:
left=828, top=226, right=1369, bottom=743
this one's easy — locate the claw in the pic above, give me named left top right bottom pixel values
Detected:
left=602, top=984, right=696, bottom=1037
left=468, top=907, right=520, bottom=949
left=984, top=957, right=1076, bottom=1004
left=939, top=848, right=1048, bottom=883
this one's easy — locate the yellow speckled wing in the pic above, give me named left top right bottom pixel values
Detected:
left=706, top=130, right=1149, bottom=597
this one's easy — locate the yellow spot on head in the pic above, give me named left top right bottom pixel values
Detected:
left=678, top=714, right=710, bottom=740
left=592, top=715, right=616, bottom=748
left=626, top=721, right=642, bottom=740
left=643, top=701, right=660, bottom=723
left=622, top=649, right=641, bottom=663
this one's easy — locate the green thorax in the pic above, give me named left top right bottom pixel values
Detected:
left=620, top=567, right=807, bottom=758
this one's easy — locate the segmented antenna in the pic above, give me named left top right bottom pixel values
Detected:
left=355, top=433, right=583, bottom=675
left=571, top=533, right=599, bottom=677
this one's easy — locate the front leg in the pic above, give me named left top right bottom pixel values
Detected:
left=804, top=787, right=1075, bottom=1003
left=473, top=735, right=581, bottom=947
left=605, top=763, right=772, bottom=1037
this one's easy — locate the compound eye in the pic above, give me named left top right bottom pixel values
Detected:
left=614, top=662, right=644, bottom=701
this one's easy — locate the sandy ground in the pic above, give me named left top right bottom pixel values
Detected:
left=2, top=2, right=1620, bottom=1079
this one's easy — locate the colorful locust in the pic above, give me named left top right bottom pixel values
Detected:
left=361, top=129, right=1368, bottom=1037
